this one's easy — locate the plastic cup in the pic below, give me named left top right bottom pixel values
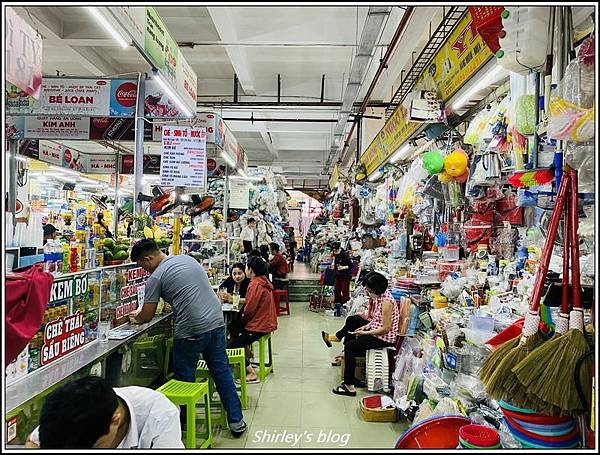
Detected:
left=98, top=321, right=111, bottom=343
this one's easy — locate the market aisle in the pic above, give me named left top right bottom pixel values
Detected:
left=288, top=261, right=322, bottom=280
left=212, top=297, right=408, bottom=449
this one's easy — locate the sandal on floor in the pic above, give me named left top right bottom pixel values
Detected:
left=321, top=331, right=332, bottom=348
left=332, top=383, right=356, bottom=397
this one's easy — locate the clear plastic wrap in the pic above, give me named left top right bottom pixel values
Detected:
left=565, top=142, right=594, bottom=193
left=547, top=58, right=595, bottom=142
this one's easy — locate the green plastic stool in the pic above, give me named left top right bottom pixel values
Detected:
left=164, top=338, right=174, bottom=381
left=195, top=360, right=228, bottom=429
left=156, top=379, right=212, bottom=448
left=226, top=348, right=247, bottom=409
left=251, top=333, right=274, bottom=381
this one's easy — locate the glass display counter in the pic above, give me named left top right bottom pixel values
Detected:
left=5, top=262, right=174, bottom=446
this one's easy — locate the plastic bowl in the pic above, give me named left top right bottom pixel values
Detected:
left=458, top=424, right=500, bottom=447
left=512, top=417, right=575, bottom=435
left=395, top=415, right=471, bottom=449
left=499, top=406, right=573, bottom=425
left=504, top=417, right=580, bottom=448
left=503, top=415, right=579, bottom=443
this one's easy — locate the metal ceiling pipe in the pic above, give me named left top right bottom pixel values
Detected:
left=222, top=117, right=339, bottom=123
left=335, top=6, right=415, bottom=168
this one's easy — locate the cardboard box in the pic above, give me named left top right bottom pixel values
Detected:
left=340, top=356, right=366, bottom=382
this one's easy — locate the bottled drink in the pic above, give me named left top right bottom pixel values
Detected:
left=43, top=241, right=53, bottom=273
left=70, top=238, right=79, bottom=273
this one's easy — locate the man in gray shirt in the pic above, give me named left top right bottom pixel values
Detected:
left=129, top=239, right=246, bottom=437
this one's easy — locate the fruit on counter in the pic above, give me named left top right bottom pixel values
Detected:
left=114, top=250, right=129, bottom=260
left=104, top=250, right=114, bottom=262
left=103, top=238, right=115, bottom=250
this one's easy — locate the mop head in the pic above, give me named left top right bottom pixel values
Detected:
left=479, top=336, right=520, bottom=383
left=512, top=329, right=592, bottom=415
left=484, top=331, right=547, bottom=404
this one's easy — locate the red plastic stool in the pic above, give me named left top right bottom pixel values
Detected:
left=273, top=290, right=290, bottom=316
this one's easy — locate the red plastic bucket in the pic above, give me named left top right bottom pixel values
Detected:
left=395, top=416, right=471, bottom=449
left=485, top=317, right=525, bottom=350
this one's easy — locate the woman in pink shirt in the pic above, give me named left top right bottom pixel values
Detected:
left=321, top=272, right=399, bottom=396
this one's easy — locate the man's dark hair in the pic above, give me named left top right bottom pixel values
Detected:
left=247, top=256, right=269, bottom=276
left=331, top=241, right=342, bottom=251
left=43, top=224, right=58, bottom=237
left=247, top=217, right=256, bottom=224
left=39, top=376, right=119, bottom=448
left=362, top=271, right=388, bottom=296
left=248, top=248, right=262, bottom=259
left=269, top=242, right=280, bottom=252
left=130, top=239, right=160, bottom=262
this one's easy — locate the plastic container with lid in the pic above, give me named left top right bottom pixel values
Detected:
left=497, top=7, right=550, bottom=74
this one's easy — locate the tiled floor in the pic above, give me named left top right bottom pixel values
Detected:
left=288, top=261, right=322, bottom=280
left=212, top=298, right=409, bottom=449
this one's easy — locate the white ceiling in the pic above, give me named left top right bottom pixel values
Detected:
left=18, top=6, right=593, bottom=188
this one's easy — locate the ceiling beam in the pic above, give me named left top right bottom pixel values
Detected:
left=207, top=7, right=257, bottom=95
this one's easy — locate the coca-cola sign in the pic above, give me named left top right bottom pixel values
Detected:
left=6, top=78, right=138, bottom=118
left=115, top=82, right=137, bottom=108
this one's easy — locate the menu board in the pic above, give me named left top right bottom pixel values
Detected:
left=160, top=126, right=207, bottom=188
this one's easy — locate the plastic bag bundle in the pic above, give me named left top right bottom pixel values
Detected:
left=548, top=59, right=595, bottom=142
left=565, top=142, right=594, bottom=193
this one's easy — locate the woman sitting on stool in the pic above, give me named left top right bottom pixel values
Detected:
left=219, top=263, right=251, bottom=303
left=228, top=257, right=278, bottom=383
left=321, top=271, right=399, bottom=396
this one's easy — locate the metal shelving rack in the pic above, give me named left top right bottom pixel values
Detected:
left=385, top=6, right=469, bottom=119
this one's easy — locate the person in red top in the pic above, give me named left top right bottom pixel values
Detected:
left=228, top=257, right=278, bottom=382
left=269, top=243, right=290, bottom=289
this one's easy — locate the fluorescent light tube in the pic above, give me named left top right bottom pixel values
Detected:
left=86, top=7, right=129, bottom=49
left=221, top=151, right=236, bottom=169
left=390, top=144, right=411, bottom=164
left=452, top=65, right=505, bottom=111
left=50, top=165, right=79, bottom=176
left=153, top=71, right=193, bottom=118
left=368, top=170, right=383, bottom=182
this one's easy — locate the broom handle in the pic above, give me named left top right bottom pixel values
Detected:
left=569, top=169, right=582, bottom=310
left=529, top=172, right=571, bottom=312
left=561, top=195, right=570, bottom=314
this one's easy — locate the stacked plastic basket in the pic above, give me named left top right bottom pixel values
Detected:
left=458, top=425, right=501, bottom=449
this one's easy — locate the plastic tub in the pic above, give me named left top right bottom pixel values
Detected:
left=395, top=415, right=471, bottom=449
left=470, top=311, right=495, bottom=333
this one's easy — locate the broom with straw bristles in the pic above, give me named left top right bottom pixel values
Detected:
left=499, top=191, right=572, bottom=415
left=480, top=173, right=572, bottom=403
left=512, top=169, right=592, bottom=416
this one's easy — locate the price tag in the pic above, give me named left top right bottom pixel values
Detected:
left=7, top=416, right=17, bottom=443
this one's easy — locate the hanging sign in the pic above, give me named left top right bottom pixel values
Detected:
left=115, top=267, right=150, bottom=320
left=5, top=78, right=137, bottom=117
left=426, top=10, right=493, bottom=101
left=160, top=126, right=207, bottom=187
left=176, top=50, right=197, bottom=111
left=49, top=274, right=88, bottom=304
left=89, top=117, right=154, bottom=141
left=41, top=312, right=86, bottom=366
left=5, top=7, right=43, bottom=100
left=229, top=180, right=250, bottom=210
left=6, top=116, right=90, bottom=140
left=39, top=141, right=63, bottom=166
left=86, top=155, right=118, bottom=174
left=360, top=11, right=493, bottom=176
left=120, top=154, right=161, bottom=175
